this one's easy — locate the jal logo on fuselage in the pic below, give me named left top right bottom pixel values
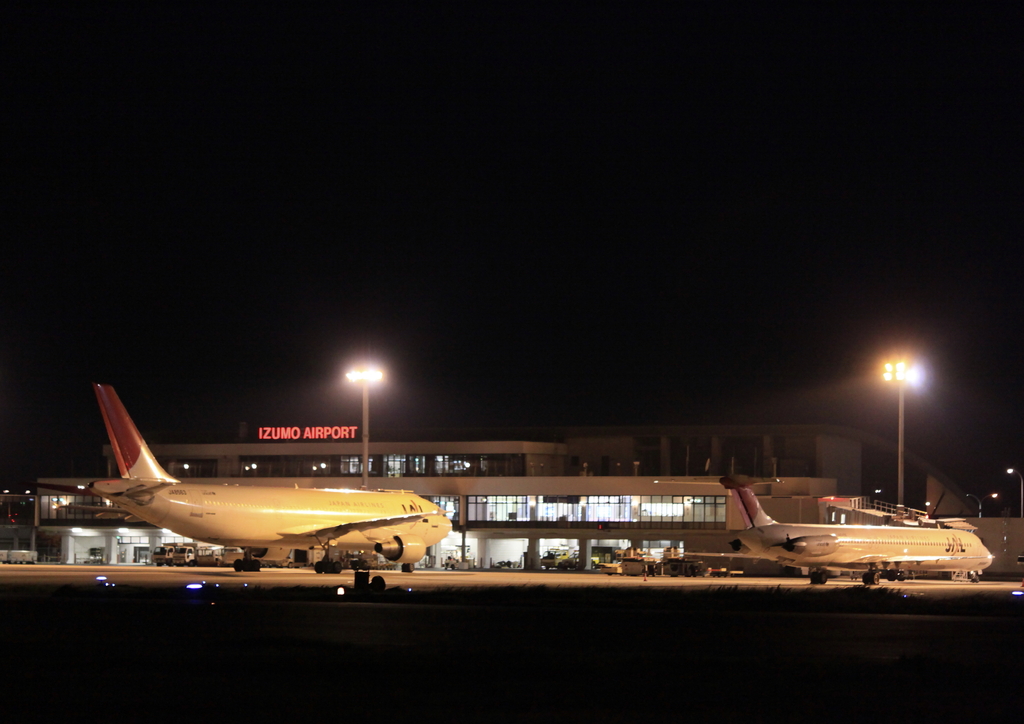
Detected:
left=945, top=535, right=966, bottom=554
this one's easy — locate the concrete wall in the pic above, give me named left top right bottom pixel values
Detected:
left=563, top=436, right=637, bottom=476
left=816, top=435, right=862, bottom=496
left=759, top=496, right=823, bottom=525
left=969, top=517, right=1024, bottom=576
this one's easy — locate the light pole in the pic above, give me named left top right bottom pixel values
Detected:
left=346, top=368, right=383, bottom=490
left=883, top=361, right=924, bottom=510
left=883, top=362, right=907, bottom=508
left=966, top=492, right=998, bottom=518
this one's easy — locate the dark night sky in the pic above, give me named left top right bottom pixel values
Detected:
left=2, top=3, right=1024, bottom=504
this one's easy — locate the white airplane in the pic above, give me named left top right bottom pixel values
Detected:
left=90, top=383, right=452, bottom=574
left=721, top=475, right=993, bottom=585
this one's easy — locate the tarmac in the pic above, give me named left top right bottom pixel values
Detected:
left=3, top=565, right=1022, bottom=723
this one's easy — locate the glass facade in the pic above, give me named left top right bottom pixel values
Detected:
left=467, top=494, right=727, bottom=529
left=240, top=455, right=377, bottom=477
left=39, top=494, right=125, bottom=522
left=468, top=495, right=530, bottom=524
left=236, top=454, right=523, bottom=477
left=430, top=455, right=523, bottom=477
left=0, top=495, right=35, bottom=525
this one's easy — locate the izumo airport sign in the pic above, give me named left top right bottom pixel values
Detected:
left=258, top=426, right=358, bottom=440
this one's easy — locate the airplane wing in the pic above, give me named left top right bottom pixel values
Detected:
left=54, top=504, right=145, bottom=522
left=277, top=512, right=434, bottom=541
left=845, top=553, right=993, bottom=565
left=91, top=479, right=176, bottom=503
left=882, top=554, right=994, bottom=563
left=60, top=504, right=127, bottom=516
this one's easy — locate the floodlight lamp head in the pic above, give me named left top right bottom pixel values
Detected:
left=346, top=370, right=383, bottom=383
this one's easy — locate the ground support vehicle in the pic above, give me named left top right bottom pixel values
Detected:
left=171, top=544, right=198, bottom=567
left=152, top=546, right=175, bottom=566
left=2, top=550, right=37, bottom=564
left=196, top=546, right=225, bottom=567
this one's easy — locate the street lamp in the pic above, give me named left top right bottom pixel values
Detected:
left=966, top=492, right=998, bottom=518
left=346, top=368, right=383, bottom=490
left=1007, top=469, right=1023, bottom=519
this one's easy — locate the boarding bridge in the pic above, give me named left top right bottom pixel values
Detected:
left=825, top=497, right=978, bottom=532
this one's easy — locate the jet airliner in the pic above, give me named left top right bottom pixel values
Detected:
left=722, top=475, right=992, bottom=584
left=90, top=384, right=452, bottom=573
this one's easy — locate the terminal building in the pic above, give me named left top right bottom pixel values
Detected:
left=17, top=422, right=1021, bottom=574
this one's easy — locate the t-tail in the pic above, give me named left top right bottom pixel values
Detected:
left=93, top=383, right=178, bottom=484
left=720, top=475, right=776, bottom=529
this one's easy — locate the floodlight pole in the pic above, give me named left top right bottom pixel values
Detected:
left=347, top=369, right=382, bottom=490
left=360, top=381, right=370, bottom=490
left=897, top=381, right=905, bottom=509
left=883, top=362, right=908, bottom=509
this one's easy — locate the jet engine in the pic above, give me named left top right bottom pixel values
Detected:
left=780, top=535, right=837, bottom=557
left=374, top=535, right=427, bottom=564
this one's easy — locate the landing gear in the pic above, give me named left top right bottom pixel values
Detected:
left=862, top=570, right=881, bottom=586
left=233, top=549, right=262, bottom=572
left=309, top=535, right=347, bottom=574
left=314, top=559, right=343, bottom=574
left=401, top=563, right=414, bottom=573
left=809, top=569, right=830, bottom=585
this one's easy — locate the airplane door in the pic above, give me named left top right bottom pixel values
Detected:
left=187, top=489, right=204, bottom=519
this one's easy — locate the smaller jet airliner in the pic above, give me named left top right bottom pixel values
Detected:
left=721, top=475, right=992, bottom=584
left=89, top=384, right=452, bottom=573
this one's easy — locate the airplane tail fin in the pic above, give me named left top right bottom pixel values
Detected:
left=720, top=475, right=776, bottom=529
left=93, top=383, right=178, bottom=483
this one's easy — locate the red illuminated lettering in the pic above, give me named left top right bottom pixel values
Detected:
left=260, top=425, right=357, bottom=440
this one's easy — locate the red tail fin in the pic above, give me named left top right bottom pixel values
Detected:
left=93, top=384, right=177, bottom=483
left=720, top=475, right=775, bottom=529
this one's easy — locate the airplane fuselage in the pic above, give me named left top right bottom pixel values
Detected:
left=93, top=482, right=452, bottom=549
left=736, top=522, right=992, bottom=572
